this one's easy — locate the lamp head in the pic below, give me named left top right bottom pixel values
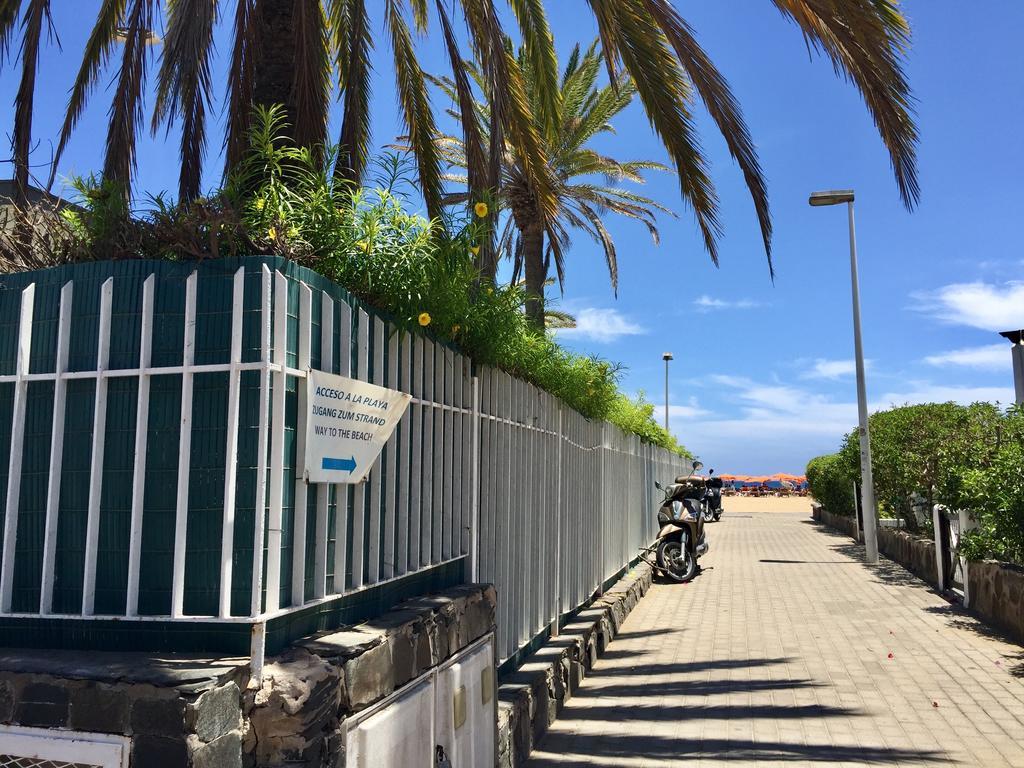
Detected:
left=662, top=352, right=674, bottom=361
left=809, top=189, right=855, bottom=207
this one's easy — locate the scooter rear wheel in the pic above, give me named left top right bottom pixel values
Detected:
left=656, top=538, right=698, bottom=583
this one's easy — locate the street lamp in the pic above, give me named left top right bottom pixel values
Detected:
left=809, top=189, right=879, bottom=564
left=998, top=330, right=1024, bottom=405
left=662, top=353, right=673, bottom=433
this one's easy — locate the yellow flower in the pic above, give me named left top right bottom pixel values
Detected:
left=451, top=324, right=460, bottom=335
left=418, top=312, right=431, bottom=327
left=469, top=244, right=480, bottom=256
left=267, top=227, right=277, bottom=240
left=474, top=201, right=489, bottom=218
left=356, top=240, right=369, bottom=252
left=254, top=198, right=265, bottom=211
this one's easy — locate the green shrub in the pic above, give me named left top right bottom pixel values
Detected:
left=958, top=406, right=1024, bottom=564
left=837, top=402, right=1002, bottom=531
left=806, top=453, right=856, bottom=516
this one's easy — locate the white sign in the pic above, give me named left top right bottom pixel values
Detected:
left=304, top=370, right=411, bottom=484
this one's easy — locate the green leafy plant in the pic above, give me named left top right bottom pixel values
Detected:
left=806, top=453, right=856, bottom=517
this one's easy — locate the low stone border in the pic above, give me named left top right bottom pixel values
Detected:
left=811, top=502, right=859, bottom=539
left=967, top=560, right=1024, bottom=644
left=496, top=562, right=654, bottom=768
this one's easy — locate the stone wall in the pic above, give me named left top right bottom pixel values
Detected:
left=0, top=583, right=496, bottom=768
left=878, top=526, right=939, bottom=587
left=0, top=652, right=248, bottom=768
left=496, top=563, right=653, bottom=768
left=812, top=502, right=858, bottom=539
left=967, top=560, right=1024, bottom=644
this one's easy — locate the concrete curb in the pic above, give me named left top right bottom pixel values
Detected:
left=496, top=562, right=654, bottom=768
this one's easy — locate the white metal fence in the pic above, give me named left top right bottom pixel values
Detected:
left=475, top=366, right=684, bottom=662
left=0, top=260, right=685, bottom=663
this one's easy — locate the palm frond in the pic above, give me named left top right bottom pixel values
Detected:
left=48, top=0, right=125, bottom=187
left=507, top=0, right=560, bottom=136
left=12, top=0, right=51, bottom=204
left=102, top=0, right=158, bottom=190
left=434, top=0, right=487, bottom=204
left=335, top=0, right=373, bottom=185
left=225, top=0, right=259, bottom=173
left=589, top=0, right=721, bottom=263
left=771, top=0, right=918, bottom=207
left=643, top=0, right=772, bottom=274
left=577, top=200, right=618, bottom=293
left=386, top=0, right=443, bottom=221
left=0, top=0, right=23, bottom=63
left=544, top=307, right=577, bottom=329
left=152, top=0, right=217, bottom=201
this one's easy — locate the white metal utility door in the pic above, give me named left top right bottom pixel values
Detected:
left=0, top=727, right=130, bottom=768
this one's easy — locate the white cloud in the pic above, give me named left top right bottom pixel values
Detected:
left=800, top=358, right=863, bottom=380
left=693, top=295, right=762, bottom=312
left=670, top=373, right=1014, bottom=474
left=923, top=343, right=1010, bottom=370
left=913, top=281, right=1024, bottom=331
left=667, top=396, right=711, bottom=420
left=555, top=307, right=644, bottom=343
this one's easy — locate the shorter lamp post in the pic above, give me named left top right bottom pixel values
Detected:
left=809, top=188, right=879, bottom=564
left=662, top=352, right=673, bottom=433
left=999, top=330, right=1024, bottom=405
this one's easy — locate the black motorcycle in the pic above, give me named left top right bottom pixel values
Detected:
left=640, top=460, right=709, bottom=583
left=702, top=469, right=724, bottom=523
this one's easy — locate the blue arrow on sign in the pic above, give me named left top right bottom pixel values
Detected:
left=322, top=456, right=357, bottom=473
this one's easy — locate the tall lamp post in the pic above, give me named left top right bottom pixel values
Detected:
left=809, top=189, right=879, bottom=564
left=662, top=352, right=673, bottom=433
left=998, top=330, right=1024, bottom=405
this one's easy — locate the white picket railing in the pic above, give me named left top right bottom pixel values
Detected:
left=0, top=261, right=684, bottom=663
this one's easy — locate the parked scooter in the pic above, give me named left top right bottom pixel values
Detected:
left=639, top=460, right=709, bottom=582
left=702, top=469, right=724, bottom=523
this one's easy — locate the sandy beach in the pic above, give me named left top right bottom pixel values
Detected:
left=721, top=494, right=814, bottom=515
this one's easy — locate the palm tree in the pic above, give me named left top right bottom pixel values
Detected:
left=0, top=1, right=918, bottom=279
left=435, top=43, right=674, bottom=326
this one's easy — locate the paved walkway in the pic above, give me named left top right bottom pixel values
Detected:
left=528, top=503, right=1024, bottom=767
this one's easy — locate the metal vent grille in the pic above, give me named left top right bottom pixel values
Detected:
left=0, top=757, right=100, bottom=768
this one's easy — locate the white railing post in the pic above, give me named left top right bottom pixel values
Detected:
left=250, top=265, right=273, bottom=617
left=290, top=282, right=313, bottom=608
left=218, top=268, right=246, bottom=618
left=332, top=298, right=352, bottom=595
left=168, top=272, right=197, bottom=618
left=82, top=278, right=114, bottom=616
left=265, top=270, right=289, bottom=613
left=313, top=293, right=334, bottom=600
left=40, top=282, right=73, bottom=614
left=0, top=283, right=34, bottom=613
left=469, top=375, right=481, bottom=583
left=126, top=275, right=155, bottom=617
left=932, top=504, right=946, bottom=593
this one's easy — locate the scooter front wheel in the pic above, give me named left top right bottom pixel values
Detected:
left=656, top=538, right=698, bottom=583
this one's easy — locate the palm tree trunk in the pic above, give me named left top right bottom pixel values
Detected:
left=523, top=222, right=546, bottom=329
left=253, top=0, right=297, bottom=133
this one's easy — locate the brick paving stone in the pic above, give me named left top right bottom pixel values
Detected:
left=527, top=506, right=1024, bottom=767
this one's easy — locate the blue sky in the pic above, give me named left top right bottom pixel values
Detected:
left=2, top=1, right=1022, bottom=473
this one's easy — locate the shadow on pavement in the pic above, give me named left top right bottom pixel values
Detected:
left=594, top=657, right=794, bottom=677
left=529, top=734, right=949, bottom=765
